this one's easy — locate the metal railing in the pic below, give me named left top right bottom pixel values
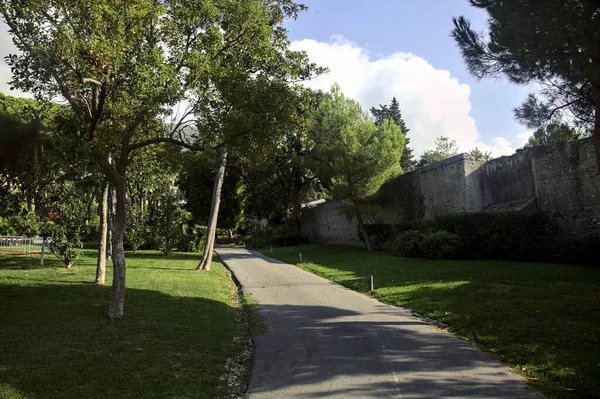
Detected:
left=0, top=236, right=45, bottom=256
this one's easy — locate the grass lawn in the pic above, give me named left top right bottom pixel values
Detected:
left=260, top=244, right=600, bottom=399
left=0, top=249, right=247, bottom=399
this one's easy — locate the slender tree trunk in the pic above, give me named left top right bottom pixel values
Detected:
left=108, top=177, right=127, bottom=320
left=106, top=186, right=114, bottom=259
left=96, top=182, right=109, bottom=285
left=197, top=147, right=228, bottom=271
left=593, top=92, right=600, bottom=174
left=40, top=237, right=46, bottom=266
left=355, top=207, right=374, bottom=252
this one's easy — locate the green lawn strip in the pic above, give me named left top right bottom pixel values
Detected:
left=0, top=249, right=247, bottom=399
left=259, top=244, right=600, bottom=399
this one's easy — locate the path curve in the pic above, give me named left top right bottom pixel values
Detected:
left=216, top=246, right=537, bottom=399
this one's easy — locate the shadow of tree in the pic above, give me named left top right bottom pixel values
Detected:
left=251, top=245, right=600, bottom=399
left=0, top=282, right=238, bottom=399
left=246, top=302, right=536, bottom=399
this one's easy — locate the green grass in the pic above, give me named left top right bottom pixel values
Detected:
left=0, top=249, right=247, bottom=399
left=260, top=244, right=600, bottom=399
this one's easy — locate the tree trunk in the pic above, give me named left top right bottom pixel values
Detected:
left=106, top=186, right=114, bottom=259
left=594, top=93, right=600, bottom=174
left=65, top=261, right=72, bottom=270
left=40, top=237, right=46, bottom=266
left=355, top=207, right=374, bottom=252
left=96, top=182, right=109, bottom=285
left=197, top=147, right=228, bottom=271
left=108, top=177, right=127, bottom=320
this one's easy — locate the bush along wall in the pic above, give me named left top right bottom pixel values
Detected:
left=357, top=211, right=597, bottom=264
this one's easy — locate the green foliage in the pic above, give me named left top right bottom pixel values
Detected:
left=309, top=84, right=405, bottom=201
left=186, top=225, right=207, bottom=253
left=0, top=186, right=21, bottom=218
left=9, top=212, right=40, bottom=237
left=0, top=213, right=40, bottom=237
left=395, top=230, right=424, bottom=258
left=468, top=147, right=492, bottom=162
left=48, top=225, right=83, bottom=268
left=356, top=223, right=394, bottom=250
left=125, top=204, right=148, bottom=253
left=420, top=230, right=463, bottom=260
left=148, top=185, right=191, bottom=256
left=452, top=1, right=598, bottom=140
left=435, top=212, right=556, bottom=261
left=179, top=152, right=245, bottom=231
left=370, top=97, right=415, bottom=171
left=417, top=136, right=459, bottom=167
left=395, top=229, right=463, bottom=260
left=525, top=123, right=581, bottom=147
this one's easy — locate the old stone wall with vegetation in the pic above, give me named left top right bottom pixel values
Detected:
left=300, top=138, right=600, bottom=248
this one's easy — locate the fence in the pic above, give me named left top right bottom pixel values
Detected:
left=0, top=236, right=46, bottom=256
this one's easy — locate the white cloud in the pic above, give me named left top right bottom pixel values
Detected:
left=473, top=131, right=532, bottom=156
left=292, top=35, right=525, bottom=158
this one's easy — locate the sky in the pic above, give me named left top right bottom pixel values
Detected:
left=285, top=0, right=533, bottom=156
left=0, top=0, right=533, bottom=157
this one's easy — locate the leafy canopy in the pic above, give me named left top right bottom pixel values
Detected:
left=417, top=136, right=459, bottom=167
left=370, top=97, right=416, bottom=171
left=308, top=84, right=405, bottom=201
left=451, top=0, right=600, bottom=169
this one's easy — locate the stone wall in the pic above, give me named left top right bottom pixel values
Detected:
left=301, top=138, right=600, bottom=246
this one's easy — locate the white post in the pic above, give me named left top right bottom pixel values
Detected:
left=299, top=253, right=302, bottom=263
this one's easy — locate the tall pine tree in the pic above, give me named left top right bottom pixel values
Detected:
left=371, top=97, right=416, bottom=171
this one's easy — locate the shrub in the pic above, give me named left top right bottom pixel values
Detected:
left=357, top=223, right=395, bottom=250
left=48, top=225, right=83, bottom=269
left=395, top=230, right=424, bottom=257
left=436, top=211, right=556, bottom=261
left=420, top=230, right=463, bottom=260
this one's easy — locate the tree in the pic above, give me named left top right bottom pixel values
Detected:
left=1, top=0, right=320, bottom=318
left=468, top=147, right=493, bottom=162
left=308, top=84, right=404, bottom=252
left=179, top=152, right=246, bottom=234
left=194, top=75, right=321, bottom=271
left=148, top=183, right=190, bottom=256
left=417, top=136, right=459, bottom=167
left=451, top=0, right=600, bottom=171
left=371, top=97, right=416, bottom=171
left=95, top=181, right=108, bottom=284
left=524, top=123, right=581, bottom=147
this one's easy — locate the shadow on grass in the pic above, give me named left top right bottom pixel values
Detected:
left=0, top=254, right=63, bottom=270
left=0, top=282, right=238, bottom=399
left=125, top=251, right=201, bottom=261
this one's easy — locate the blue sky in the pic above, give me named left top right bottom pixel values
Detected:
left=0, top=1, right=532, bottom=156
left=285, top=0, right=533, bottom=155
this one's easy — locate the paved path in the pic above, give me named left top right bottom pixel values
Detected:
left=216, top=246, right=537, bottom=399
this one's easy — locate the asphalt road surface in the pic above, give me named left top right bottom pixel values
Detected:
left=215, top=246, right=537, bottom=399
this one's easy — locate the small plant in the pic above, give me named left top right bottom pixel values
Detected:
left=48, top=226, right=83, bottom=269
left=420, top=230, right=463, bottom=260
left=395, top=230, right=424, bottom=257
